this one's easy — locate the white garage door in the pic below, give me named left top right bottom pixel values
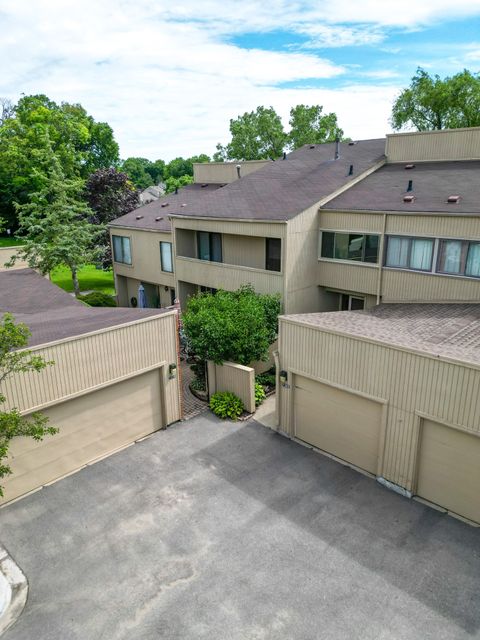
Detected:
left=294, top=375, right=382, bottom=475
left=417, top=419, right=480, bottom=524
left=3, top=369, right=164, bottom=503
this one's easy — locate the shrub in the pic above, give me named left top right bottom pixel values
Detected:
left=255, top=382, right=266, bottom=406
left=256, top=372, right=276, bottom=389
left=77, top=291, right=117, bottom=307
left=190, top=377, right=206, bottom=392
left=209, top=391, right=244, bottom=420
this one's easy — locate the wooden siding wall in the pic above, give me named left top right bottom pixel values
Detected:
left=278, top=320, right=480, bottom=492
left=175, top=256, right=283, bottom=296
left=3, top=313, right=181, bottom=426
left=207, top=360, right=255, bottom=414
left=110, top=228, right=175, bottom=291
left=223, top=235, right=266, bottom=269
left=317, top=261, right=379, bottom=296
left=172, top=217, right=285, bottom=238
left=382, top=270, right=480, bottom=303
left=193, top=160, right=269, bottom=184
left=0, top=247, right=29, bottom=271
left=386, top=128, right=480, bottom=162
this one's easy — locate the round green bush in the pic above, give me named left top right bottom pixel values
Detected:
left=77, top=291, right=117, bottom=307
left=209, top=391, right=244, bottom=421
left=255, top=382, right=266, bottom=406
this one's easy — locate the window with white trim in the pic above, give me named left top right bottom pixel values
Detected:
left=160, top=241, right=173, bottom=272
left=112, top=235, right=132, bottom=265
left=320, top=232, right=379, bottom=263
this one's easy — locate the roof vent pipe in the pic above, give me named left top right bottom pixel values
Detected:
left=334, top=138, right=340, bottom=160
left=175, top=186, right=178, bottom=195
left=348, top=164, right=353, bottom=176
left=407, top=180, right=413, bottom=192
left=236, top=164, right=241, bottom=179
left=283, top=151, right=286, bottom=160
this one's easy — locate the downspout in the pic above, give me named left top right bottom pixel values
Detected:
left=376, top=213, right=387, bottom=305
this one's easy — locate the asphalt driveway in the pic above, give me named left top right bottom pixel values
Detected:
left=1, top=414, right=479, bottom=640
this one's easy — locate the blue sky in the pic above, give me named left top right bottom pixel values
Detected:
left=0, top=0, right=479, bottom=160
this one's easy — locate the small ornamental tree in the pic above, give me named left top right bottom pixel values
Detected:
left=0, top=313, right=58, bottom=497
left=182, top=285, right=281, bottom=366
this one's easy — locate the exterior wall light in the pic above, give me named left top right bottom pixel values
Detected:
left=279, top=370, right=288, bottom=385
left=169, top=363, right=177, bottom=379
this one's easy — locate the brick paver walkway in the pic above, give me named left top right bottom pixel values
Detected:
left=181, top=360, right=209, bottom=420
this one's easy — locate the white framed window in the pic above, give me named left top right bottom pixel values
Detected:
left=385, top=236, right=434, bottom=272
left=112, top=235, right=132, bottom=265
left=160, top=241, right=173, bottom=273
left=320, top=231, right=379, bottom=264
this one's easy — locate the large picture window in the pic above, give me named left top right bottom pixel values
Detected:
left=385, top=236, right=433, bottom=271
left=437, top=239, right=480, bottom=278
left=160, top=241, right=173, bottom=272
left=112, top=235, right=132, bottom=265
left=197, top=232, right=222, bottom=263
left=320, top=232, right=379, bottom=264
left=265, top=238, right=281, bottom=271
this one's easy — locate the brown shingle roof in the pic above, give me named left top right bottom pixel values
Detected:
left=0, top=269, right=169, bottom=347
left=110, top=139, right=386, bottom=228
left=323, top=160, right=480, bottom=214
left=109, top=183, right=224, bottom=231
left=282, top=304, right=480, bottom=366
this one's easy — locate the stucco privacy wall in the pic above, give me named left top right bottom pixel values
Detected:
left=3, top=312, right=181, bottom=425
left=207, top=361, right=255, bottom=414
left=277, top=319, right=480, bottom=492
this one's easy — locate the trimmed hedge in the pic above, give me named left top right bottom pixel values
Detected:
left=77, top=291, right=117, bottom=307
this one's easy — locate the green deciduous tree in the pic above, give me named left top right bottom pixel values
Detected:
left=85, top=168, right=140, bottom=269
left=182, top=285, right=281, bottom=365
left=164, top=174, right=194, bottom=194
left=217, top=106, right=287, bottom=161
left=288, top=104, right=344, bottom=148
left=121, top=157, right=156, bottom=190
left=11, top=140, right=101, bottom=296
left=0, top=94, right=119, bottom=229
left=0, top=313, right=58, bottom=497
left=391, top=68, right=480, bottom=131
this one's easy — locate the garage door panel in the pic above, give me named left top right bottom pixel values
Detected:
left=417, top=420, right=480, bottom=524
left=294, top=376, right=381, bottom=475
left=3, top=370, right=163, bottom=503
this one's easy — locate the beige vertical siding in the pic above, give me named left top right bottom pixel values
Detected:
left=111, top=228, right=175, bottom=289
left=319, top=211, right=384, bottom=233
left=193, top=160, right=270, bottom=184
left=175, top=229, right=196, bottom=258
left=382, top=270, right=480, bottom=302
left=278, top=319, right=480, bottom=493
left=3, top=313, right=181, bottom=425
left=172, top=217, right=285, bottom=238
left=318, top=261, right=379, bottom=296
left=175, top=256, right=283, bottom=296
left=207, top=361, right=255, bottom=413
left=385, top=215, right=480, bottom=238
left=386, top=127, right=480, bottom=162
left=223, top=235, right=266, bottom=269
left=0, top=247, right=29, bottom=271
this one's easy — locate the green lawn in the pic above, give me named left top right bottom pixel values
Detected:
left=51, top=264, right=116, bottom=295
left=0, top=236, right=24, bottom=247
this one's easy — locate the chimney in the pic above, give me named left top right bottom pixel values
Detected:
left=236, top=164, right=241, bottom=179
left=348, top=164, right=353, bottom=176
left=407, top=180, right=413, bottom=192
left=334, top=138, right=340, bottom=160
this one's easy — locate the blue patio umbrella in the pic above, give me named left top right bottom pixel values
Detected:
left=138, top=284, right=147, bottom=308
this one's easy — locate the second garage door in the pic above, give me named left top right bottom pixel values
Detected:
left=294, top=375, right=382, bottom=474
left=416, top=419, right=480, bottom=524
left=3, top=369, right=164, bottom=503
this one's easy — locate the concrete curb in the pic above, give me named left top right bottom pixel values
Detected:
left=0, top=546, right=28, bottom=636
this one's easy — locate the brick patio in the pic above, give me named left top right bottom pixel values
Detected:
left=181, top=360, right=209, bottom=420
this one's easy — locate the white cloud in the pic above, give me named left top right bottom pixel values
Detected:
left=0, top=0, right=477, bottom=160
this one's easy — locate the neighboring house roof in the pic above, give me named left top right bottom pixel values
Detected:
left=0, top=269, right=168, bottom=347
left=282, top=303, right=480, bottom=367
left=323, top=160, right=480, bottom=214
left=139, top=184, right=165, bottom=204
left=109, top=183, right=224, bottom=231
left=109, top=139, right=385, bottom=228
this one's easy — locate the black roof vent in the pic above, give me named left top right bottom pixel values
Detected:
left=201, top=183, right=208, bottom=188
left=175, top=186, right=178, bottom=195
left=181, top=203, right=187, bottom=207
left=283, top=152, right=287, bottom=160
left=155, top=216, right=163, bottom=221
left=447, top=194, right=460, bottom=203
left=309, top=145, right=315, bottom=149
left=405, top=163, right=415, bottom=169
left=407, top=179, right=413, bottom=192
left=403, top=194, right=415, bottom=203
left=348, top=141, right=356, bottom=146
left=135, top=215, right=143, bottom=220
left=161, top=202, right=169, bottom=208
left=348, top=164, right=353, bottom=176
